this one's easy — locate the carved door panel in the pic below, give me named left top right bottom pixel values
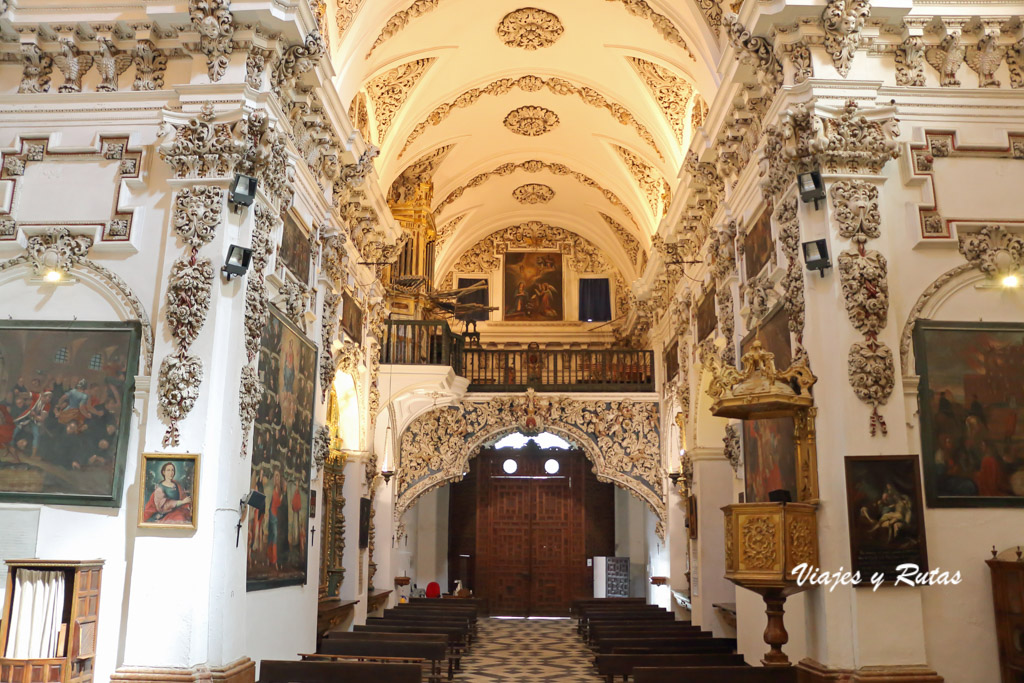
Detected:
left=477, top=472, right=533, bottom=616
left=530, top=473, right=584, bottom=615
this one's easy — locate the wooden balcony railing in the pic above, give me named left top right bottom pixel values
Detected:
left=382, top=320, right=464, bottom=374
left=462, top=348, right=654, bottom=393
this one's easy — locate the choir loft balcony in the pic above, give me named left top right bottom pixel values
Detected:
left=381, top=320, right=655, bottom=393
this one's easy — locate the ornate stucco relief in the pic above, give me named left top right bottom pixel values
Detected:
left=614, top=145, right=670, bottom=219
left=821, top=0, right=871, bottom=77
left=626, top=57, right=694, bottom=147
left=599, top=212, right=644, bottom=267
left=496, top=8, right=564, bottom=50
left=512, top=183, right=555, bottom=204
left=503, top=105, right=560, bottom=136
left=365, top=58, right=435, bottom=142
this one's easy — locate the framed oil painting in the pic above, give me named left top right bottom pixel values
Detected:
left=696, top=286, right=717, bottom=341
left=139, top=453, right=198, bottom=529
left=845, top=455, right=928, bottom=583
left=664, top=340, right=679, bottom=381
left=0, top=320, right=140, bottom=507
left=279, top=212, right=312, bottom=285
left=744, top=206, right=774, bottom=281
left=504, top=252, right=563, bottom=321
left=341, top=290, right=363, bottom=344
left=914, top=320, right=1024, bottom=507
left=741, top=306, right=798, bottom=503
left=247, top=304, right=318, bottom=591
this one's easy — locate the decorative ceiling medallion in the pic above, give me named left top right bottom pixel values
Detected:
left=497, top=8, right=564, bottom=50
left=504, top=106, right=560, bottom=136
left=512, top=183, right=555, bottom=204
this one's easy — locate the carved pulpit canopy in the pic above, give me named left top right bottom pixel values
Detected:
left=707, top=341, right=817, bottom=419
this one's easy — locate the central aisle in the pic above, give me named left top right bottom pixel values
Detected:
left=460, top=617, right=603, bottom=682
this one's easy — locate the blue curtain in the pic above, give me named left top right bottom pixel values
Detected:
left=578, top=278, right=611, bottom=322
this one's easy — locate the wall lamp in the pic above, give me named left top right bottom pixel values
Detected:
left=222, top=244, right=252, bottom=280
left=797, top=170, right=826, bottom=209
left=668, top=470, right=681, bottom=486
left=235, top=489, right=266, bottom=546
left=230, top=173, right=258, bottom=210
left=802, top=238, right=832, bottom=278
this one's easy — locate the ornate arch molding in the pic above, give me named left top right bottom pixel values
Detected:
left=395, top=392, right=666, bottom=536
left=0, top=255, right=155, bottom=373
left=898, top=263, right=979, bottom=374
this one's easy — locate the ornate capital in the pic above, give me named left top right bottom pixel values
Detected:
left=26, top=227, right=93, bottom=277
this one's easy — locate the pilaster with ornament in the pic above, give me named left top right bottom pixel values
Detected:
left=189, top=0, right=234, bottom=82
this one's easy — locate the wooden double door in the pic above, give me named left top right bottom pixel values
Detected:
left=448, top=443, right=614, bottom=616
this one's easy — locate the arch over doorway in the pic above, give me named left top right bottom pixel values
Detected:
left=395, top=390, right=666, bottom=538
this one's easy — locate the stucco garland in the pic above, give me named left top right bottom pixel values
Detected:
left=395, top=393, right=665, bottom=535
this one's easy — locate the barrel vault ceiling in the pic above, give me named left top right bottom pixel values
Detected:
left=328, top=0, right=723, bottom=280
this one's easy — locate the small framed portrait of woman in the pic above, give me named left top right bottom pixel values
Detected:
left=138, top=453, right=199, bottom=529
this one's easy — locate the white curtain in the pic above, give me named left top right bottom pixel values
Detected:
left=4, top=569, right=65, bottom=659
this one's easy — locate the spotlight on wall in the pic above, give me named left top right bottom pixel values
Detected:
left=797, top=170, right=826, bottom=209
left=1002, top=274, right=1021, bottom=289
left=802, top=239, right=832, bottom=278
left=230, top=173, right=258, bottom=209
left=44, top=270, right=63, bottom=282
left=235, top=489, right=267, bottom=547
left=222, top=244, right=253, bottom=280
left=668, top=470, right=681, bottom=486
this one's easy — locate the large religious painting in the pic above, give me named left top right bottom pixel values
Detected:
left=845, top=455, right=929, bottom=582
left=741, top=306, right=798, bottom=503
left=0, top=320, right=140, bottom=507
left=744, top=206, right=774, bottom=280
left=341, top=291, right=363, bottom=344
left=696, top=286, right=717, bottom=341
left=914, top=320, right=1024, bottom=507
left=503, top=252, right=563, bottom=321
left=279, top=212, right=312, bottom=285
left=247, top=305, right=317, bottom=590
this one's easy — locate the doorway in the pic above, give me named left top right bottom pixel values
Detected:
left=448, top=438, right=615, bottom=616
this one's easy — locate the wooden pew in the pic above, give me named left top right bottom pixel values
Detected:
left=571, top=597, right=646, bottom=615
left=313, top=639, right=447, bottom=683
left=355, top=622, right=468, bottom=669
left=594, top=653, right=747, bottom=683
left=633, top=666, right=797, bottom=683
left=258, top=658, right=422, bottom=683
left=596, top=637, right=737, bottom=654
left=581, top=610, right=676, bottom=638
left=324, top=631, right=453, bottom=679
left=382, top=608, right=477, bottom=639
left=588, top=623, right=703, bottom=646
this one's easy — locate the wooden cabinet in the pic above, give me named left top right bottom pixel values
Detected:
left=987, top=550, right=1024, bottom=682
left=0, top=559, right=103, bottom=683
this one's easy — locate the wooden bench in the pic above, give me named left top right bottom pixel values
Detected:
left=324, top=631, right=454, bottom=679
left=632, top=666, right=797, bottom=683
left=581, top=610, right=676, bottom=637
left=258, top=658, right=422, bottom=683
left=355, top=622, right=468, bottom=668
left=596, top=637, right=737, bottom=654
left=382, top=608, right=477, bottom=639
left=594, top=653, right=747, bottom=683
left=588, top=623, right=703, bottom=646
left=312, top=639, right=447, bottom=683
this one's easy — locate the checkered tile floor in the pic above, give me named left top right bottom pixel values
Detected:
left=459, top=617, right=601, bottom=682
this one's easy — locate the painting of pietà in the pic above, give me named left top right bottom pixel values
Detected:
left=0, top=320, right=140, bottom=506
left=504, top=252, right=563, bottom=321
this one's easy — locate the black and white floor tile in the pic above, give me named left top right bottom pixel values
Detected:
left=459, top=617, right=601, bottom=682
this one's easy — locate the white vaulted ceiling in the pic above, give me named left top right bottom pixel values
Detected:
left=329, top=0, right=723, bottom=279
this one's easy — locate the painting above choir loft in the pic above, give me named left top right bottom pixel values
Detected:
left=914, top=320, right=1024, bottom=507
left=504, top=252, right=563, bottom=321
left=247, top=304, right=317, bottom=590
left=0, top=320, right=141, bottom=506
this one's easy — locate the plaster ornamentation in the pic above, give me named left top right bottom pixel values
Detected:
left=716, top=285, right=736, bottom=366
left=165, top=258, right=215, bottom=350
left=615, top=145, right=670, bottom=218
left=723, top=14, right=784, bottom=93
left=365, top=58, right=435, bottom=142
left=238, top=364, right=263, bottom=443
left=925, top=34, right=965, bottom=87
left=724, top=423, right=741, bottom=474
left=775, top=198, right=806, bottom=343
left=189, top=0, right=234, bottom=82
left=336, top=0, right=366, bottom=37
left=159, top=110, right=247, bottom=180
left=335, top=338, right=363, bottom=378
left=1007, top=40, right=1024, bottom=88
left=693, top=0, right=722, bottom=31
left=239, top=202, right=275, bottom=457
left=53, top=39, right=94, bottom=94
left=848, top=341, right=895, bottom=436
left=741, top=516, right=778, bottom=570
left=895, top=36, right=925, bottom=86
left=691, top=95, right=708, bottom=132
left=958, top=224, right=1024, bottom=278
left=320, top=232, right=348, bottom=287
left=366, top=0, right=441, bottom=58
left=821, top=0, right=871, bottom=77
left=608, top=0, right=694, bottom=59
left=433, top=159, right=639, bottom=230
left=271, top=31, right=324, bottom=95
left=334, top=147, right=379, bottom=202
left=312, top=424, right=331, bottom=475
left=397, top=393, right=665, bottom=530
left=496, top=8, right=564, bottom=50
left=966, top=34, right=1005, bottom=88
left=898, top=263, right=974, bottom=372
left=237, top=110, right=291, bottom=205
left=400, top=75, right=662, bottom=160
left=389, top=144, right=453, bottom=205
left=838, top=249, right=888, bottom=336
left=132, top=40, right=167, bottom=90
left=96, top=39, right=132, bottom=92
left=157, top=353, right=204, bottom=447
left=434, top=215, right=465, bottom=251
left=626, top=57, right=694, bottom=146
left=172, top=185, right=224, bottom=250
left=25, top=227, right=93, bottom=277
left=503, top=105, right=560, bottom=137
left=599, top=213, right=643, bottom=266
left=830, top=180, right=880, bottom=244
left=18, top=44, right=53, bottom=94
left=744, top=270, right=778, bottom=324
left=319, top=292, right=341, bottom=400
left=786, top=41, right=813, bottom=84
left=245, top=46, right=273, bottom=90
left=276, top=280, right=310, bottom=327
left=511, top=183, right=554, bottom=204
left=711, top=220, right=737, bottom=283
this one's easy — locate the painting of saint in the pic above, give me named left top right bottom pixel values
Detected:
left=0, top=321, right=140, bottom=506
left=696, top=286, right=717, bottom=341
left=845, top=455, right=928, bottom=582
left=914, top=321, right=1024, bottom=507
left=744, top=206, right=774, bottom=280
left=741, top=306, right=798, bottom=503
left=341, top=291, right=363, bottom=344
left=279, top=212, right=312, bottom=285
left=247, top=305, right=317, bottom=590
left=504, top=252, right=563, bottom=321
left=139, top=453, right=198, bottom=528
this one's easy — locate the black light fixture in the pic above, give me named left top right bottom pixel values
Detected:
left=668, top=470, right=681, bottom=486
left=381, top=470, right=395, bottom=484
left=230, top=173, right=258, bottom=209
left=222, top=244, right=253, bottom=280
left=235, top=489, right=267, bottom=546
left=802, top=238, right=831, bottom=277
left=797, top=170, right=826, bottom=209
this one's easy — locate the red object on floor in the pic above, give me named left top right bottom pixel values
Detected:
left=425, top=581, right=441, bottom=598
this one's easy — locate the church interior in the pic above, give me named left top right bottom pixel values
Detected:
left=0, top=0, right=1023, bottom=681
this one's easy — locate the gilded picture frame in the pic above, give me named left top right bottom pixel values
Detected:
left=138, top=452, right=199, bottom=529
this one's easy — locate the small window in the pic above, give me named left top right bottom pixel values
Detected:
left=578, top=278, right=611, bottom=322
left=89, top=353, right=103, bottom=370
left=54, top=347, right=69, bottom=364
left=544, top=459, right=560, bottom=474
left=502, top=459, right=518, bottom=474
